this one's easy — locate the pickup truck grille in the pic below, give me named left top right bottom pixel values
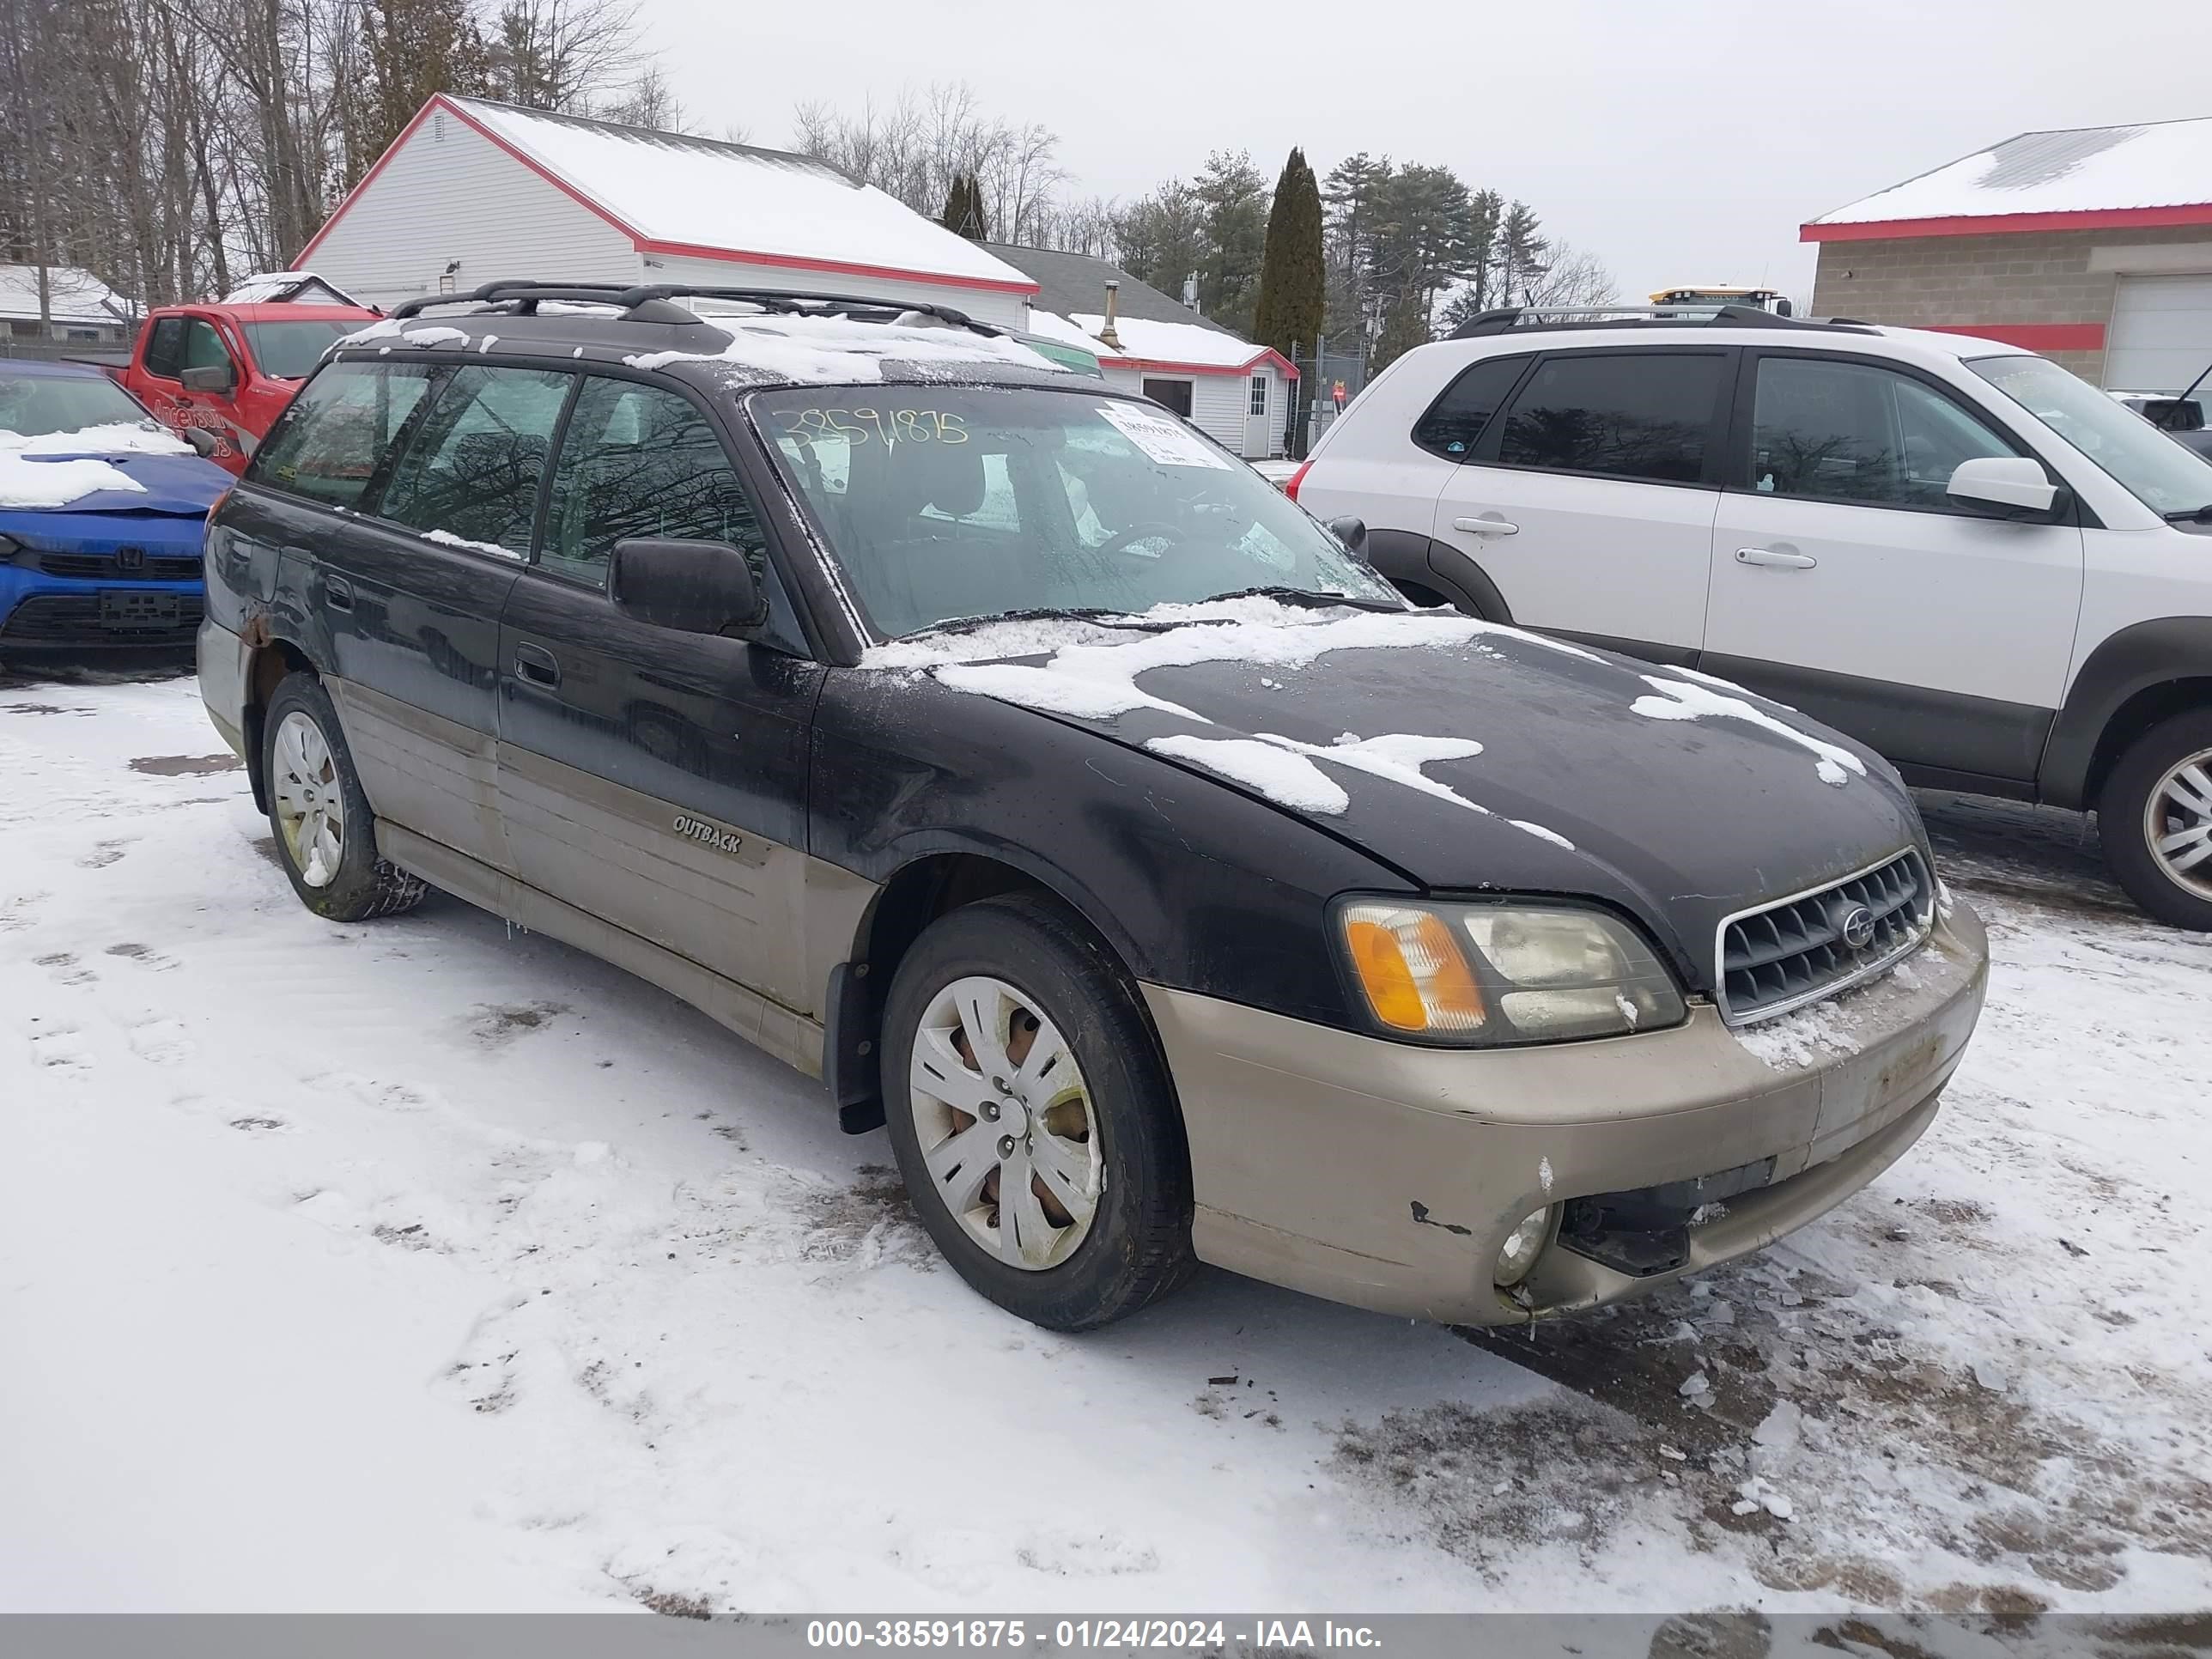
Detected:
left=34, top=550, right=202, bottom=582
left=1718, top=850, right=1931, bottom=1024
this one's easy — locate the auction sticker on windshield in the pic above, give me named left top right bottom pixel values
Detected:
left=1098, top=403, right=1234, bottom=469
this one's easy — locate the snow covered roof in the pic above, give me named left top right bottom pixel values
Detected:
left=224, top=270, right=368, bottom=307
left=1806, top=116, right=2212, bottom=240
left=384, top=96, right=1037, bottom=296
left=0, top=264, right=131, bottom=325
left=1061, top=312, right=1297, bottom=378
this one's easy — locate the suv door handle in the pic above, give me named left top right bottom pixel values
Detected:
left=1452, top=515, right=1519, bottom=538
left=514, top=642, right=561, bottom=687
left=325, top=574, right=355, bottom=611
left=1735, top=546, right=1818, bottom=570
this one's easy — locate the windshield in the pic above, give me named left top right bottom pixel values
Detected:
left=1967, top=354, right=2212, bottom=516
left=243, top=319, right=357, bottom=380
left=0, top=371, right=156, bottom=440
left=753, top=385, right=1397, bottom=639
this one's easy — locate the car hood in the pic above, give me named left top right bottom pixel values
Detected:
left=0, top=449, right=230, bottom=514
left=878, top=604, right=1927, bottom=985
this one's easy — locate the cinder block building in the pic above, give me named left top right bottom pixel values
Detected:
left=1803, top=117, right=2212, bottom=391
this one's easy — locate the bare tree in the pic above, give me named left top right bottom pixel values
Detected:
left=1520, top=241, right=1617, bottom=309
left=486, top=0, right=639, bottom=112
left=790, top=82, right=1064, bottom=244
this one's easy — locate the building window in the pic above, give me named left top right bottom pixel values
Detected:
left=1141, top=377, right=1194, bottom=418
left=1249, top=374, right=1267, bottom=415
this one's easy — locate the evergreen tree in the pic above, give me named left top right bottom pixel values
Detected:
left=939, top=173, right=967, bottom=234
left=1251, top=147, right=1324, bottom=360
left=1492, top=200, right=1548, bottom=307
left=1113, top=180, right=1206, bottom=303
left=1371, top=288, right=1431, bottom=372
left=356, top=0, right=492, bottom=166
left=1192, top=149, right=1268, bottom=337
left=959, top=173, right=989, bottom=240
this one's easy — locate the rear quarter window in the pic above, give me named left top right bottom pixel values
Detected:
left=1413, top=355, right=1531, bottom=459
left=248, top=359, right=437, bottom=509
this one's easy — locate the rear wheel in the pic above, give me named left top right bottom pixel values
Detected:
left=261, top=672, right=427, bottom=922
left=2099, top=708, right=2212, bottom=931
left=879, top=893, right=1194, bottom=1330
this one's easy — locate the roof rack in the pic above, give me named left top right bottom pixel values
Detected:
left=388, top=280, right=1005, bottom=336
left=1449, top=303, right=1877, bottom=339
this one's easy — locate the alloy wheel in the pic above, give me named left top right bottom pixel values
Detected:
left=270, top=709, right=345, bottom=889
left=907, top=974, right=1103, bottom=1270
left=2145, top=746, right=2212, bottom=902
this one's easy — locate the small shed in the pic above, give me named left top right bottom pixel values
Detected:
left=985, top=243, right=1297, bottom=458
left=294, top=95, right=1040, bottom=327
left=1804, top=117, right=2212, bottom=389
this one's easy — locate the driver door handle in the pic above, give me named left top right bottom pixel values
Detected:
left=1736, top=546, right=1818, bottom=569
left=1452, top=515, right=1519, bottom=538
left=514, top=641, right=562, bottom=688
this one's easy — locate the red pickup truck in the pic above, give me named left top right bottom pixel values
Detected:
left=110, top=301, right=378, bottom=474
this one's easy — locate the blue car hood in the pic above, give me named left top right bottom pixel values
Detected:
left=4, top=449, right=231, bottom=515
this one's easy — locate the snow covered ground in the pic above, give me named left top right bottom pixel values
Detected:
left=3, top=668, right=2208, bottom=1624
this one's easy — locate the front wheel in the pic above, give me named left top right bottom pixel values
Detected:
left=2099, top=708, right=2212, bottom=931
left=879, top=894, right=1194, bottom=1330
left=261, top=672, right=428, bottom=922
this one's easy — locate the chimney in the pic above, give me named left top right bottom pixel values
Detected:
left=1098, top=278, right=1122, bottom=350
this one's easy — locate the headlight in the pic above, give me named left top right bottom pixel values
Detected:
left=1337, top=898, right=1686, bottom=1045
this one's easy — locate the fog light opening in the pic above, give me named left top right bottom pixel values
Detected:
left=1493, top=1205, right=1558, bottom=1288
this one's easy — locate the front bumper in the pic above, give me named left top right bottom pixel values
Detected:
left=1143, top=902, right=1989, bottom=1325
left=0, top=568, right=204, bottom=652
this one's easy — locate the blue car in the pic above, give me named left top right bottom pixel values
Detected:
left=0, top=361, right=232, bottom=654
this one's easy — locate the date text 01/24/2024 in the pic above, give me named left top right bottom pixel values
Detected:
left=805, top=1622, right=1382, bottom=1650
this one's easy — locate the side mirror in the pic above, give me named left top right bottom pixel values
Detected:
left=1328, top=514, right=1368, bottom=553
left=1946, top=456, right=2065, bottom=521
left=180, top=426, right=218, bottom=458
left=179, top=364, right=234, bottom=393
left=1773, top=297, right=1795, bottom=318
left=610, top=538, right=767, bottom=636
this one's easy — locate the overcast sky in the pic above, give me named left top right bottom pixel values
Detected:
left=644, top=0, right=2204, bottom=309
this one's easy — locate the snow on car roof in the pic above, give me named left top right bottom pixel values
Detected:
left=1808, top=116, right=2212, bottom=229
left=446, top=97, right=1038, bottom=295
left=621, top=312, right=1060, bottom=385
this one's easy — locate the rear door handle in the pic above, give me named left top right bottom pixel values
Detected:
left=514, top=641, right=561, bottom=688
left=325, top=574, right=355, bottom=611
left=1735, top=546, right=1818, bottom=570
left=1452, top=515, right=1519, bottom=538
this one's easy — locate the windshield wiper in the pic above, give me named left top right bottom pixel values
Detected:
left=1194, top=584, right=1405, bottom=613
left=2162, top=504, right=2212, bottom=524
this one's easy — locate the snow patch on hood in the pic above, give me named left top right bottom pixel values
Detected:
left=1146, top=735, right=1350, bottom=814
left=0, top=421, right=191, bottom=458
left=624, top=313, right=1055, bottom=385
left=1631, top=674, right=1867, bottom=788
left=0, top=453, right=146, bottom=508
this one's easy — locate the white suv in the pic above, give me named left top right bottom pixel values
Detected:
left=1291, top=308, right=2212, bottom=930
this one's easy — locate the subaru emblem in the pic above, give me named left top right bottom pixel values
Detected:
left=1839, top=904, right=1877, bottom=951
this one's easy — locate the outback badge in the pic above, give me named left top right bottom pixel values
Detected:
left=673, top=814, right=743, bottom=855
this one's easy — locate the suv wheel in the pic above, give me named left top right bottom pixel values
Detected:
left=2099, top=708, right=2212, bottom=930
left=261, top=672, right=428, bottom=922
left=879, top=893, right=1194, bottom=1330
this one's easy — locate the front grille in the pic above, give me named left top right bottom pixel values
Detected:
left=33, top=550, right=202, bottom=581
left=0, top=592, right=204, bottom=647
left=1718, top=849, right=1931, bottom=1024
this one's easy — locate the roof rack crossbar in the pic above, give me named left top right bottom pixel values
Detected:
left=1449, top=303, right=1875, bottom=339
left=389, top=280, right=1003, bottom=335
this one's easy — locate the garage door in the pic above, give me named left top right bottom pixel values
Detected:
left=2106, top=274, right=2212, bottom=391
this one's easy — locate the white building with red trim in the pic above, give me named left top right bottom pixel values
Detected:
left=984, top=243, right=1297, bottom=458
left=294, top=95, right=1040, bottom=327
left=1804, top=116, right=2212, bottom=388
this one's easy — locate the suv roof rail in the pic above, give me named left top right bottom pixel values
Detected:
left=1447, top=303, right=1878, bottom=339
left=388, top=280, right=1005, bottom=336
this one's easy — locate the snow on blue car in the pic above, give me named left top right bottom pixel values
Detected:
left=0, top=361, right=232, bottom=654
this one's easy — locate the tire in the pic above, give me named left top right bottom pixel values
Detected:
left=2098, top=708, right=2212, bottom=931
left=879, top=893, right=1195, bottom=1330
left=260, top=672, right=428, bottom=923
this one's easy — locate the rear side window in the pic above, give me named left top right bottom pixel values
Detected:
left=1494, top=353, right=1723, bottom=483
left=378, top=365, right=572, bottom=556
left=1749, top=356, right=2024, bottom=510
left=1413, top=355, right=1529, bottom=459
left=540, top=377, right=763, bottom=590
left=251, top=361, right=435, bottom=509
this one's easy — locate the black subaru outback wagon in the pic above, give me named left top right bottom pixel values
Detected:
left=198, top=282, right=1988, bottom=1331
